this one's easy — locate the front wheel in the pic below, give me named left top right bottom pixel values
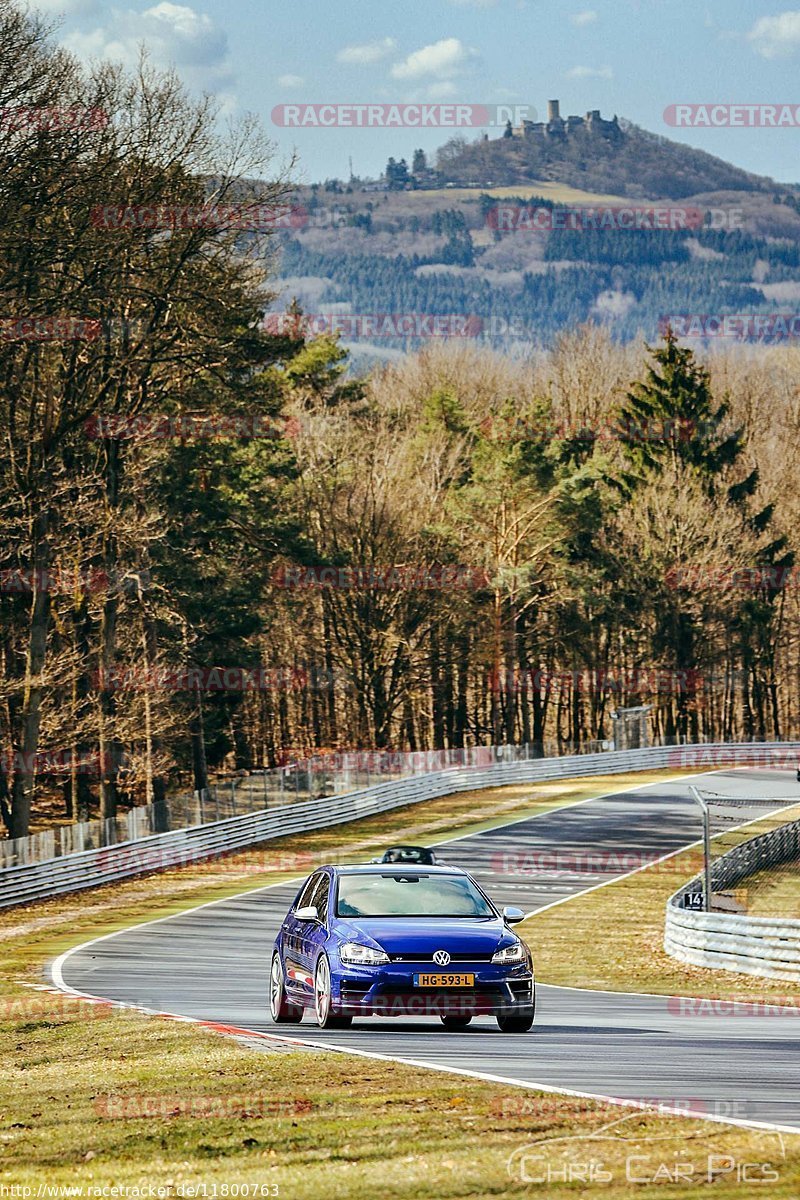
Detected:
left=496, top=1007, right=534, bottom=1033
left=314, top=955, right=352, bottom=1029
left=270, top=954, right=303, bottom=1024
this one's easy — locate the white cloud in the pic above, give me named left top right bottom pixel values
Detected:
left=64, top=2, right=233, bottom=93
left=566, top=64, right=613, bottom=79
left=391, top=37, right=475, bottom=81
left=337, top=37, right=396, bottom=64
left=277, top=73, right=304, bottom=88
left=748, top=11, right=800, bottom=58
left=570, top=9, right=597, bottom=25
left=425, top=80, right=460, bottom=98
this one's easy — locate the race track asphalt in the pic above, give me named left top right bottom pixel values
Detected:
left=52, top=768, right=800, bottom=1132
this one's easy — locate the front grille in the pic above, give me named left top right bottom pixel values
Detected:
left=380, top=983, right=505, bottom=1000
left=387, top=952, right=493, bottom=963
left=368, top=985, right=504, bottom=1015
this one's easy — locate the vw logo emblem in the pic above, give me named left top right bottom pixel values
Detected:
left=433, top=950, right=451, bottom=966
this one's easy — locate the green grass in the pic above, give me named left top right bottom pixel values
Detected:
left=744, top=859, right=800, bottom=918
left=6, top=1000, right=800, bottom=1198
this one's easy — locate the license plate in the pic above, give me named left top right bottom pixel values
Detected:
left=413, top=972, right=474, bottom=987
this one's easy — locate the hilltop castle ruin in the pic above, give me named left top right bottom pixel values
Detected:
left=511, top=99, right=621, bottom=142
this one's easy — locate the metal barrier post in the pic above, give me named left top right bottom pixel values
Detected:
left=689, top=785, right=713, bottom=912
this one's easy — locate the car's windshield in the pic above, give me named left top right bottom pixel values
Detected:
left=336, top=873, right=494, bottom=918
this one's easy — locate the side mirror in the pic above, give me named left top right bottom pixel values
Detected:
left=296, top=905, right=320, bottom=922
left=503, top=905, right=525, bottom=924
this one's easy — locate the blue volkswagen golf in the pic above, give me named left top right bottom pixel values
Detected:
left=269, top=864, right=534, bottom=1032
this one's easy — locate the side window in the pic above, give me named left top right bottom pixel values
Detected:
left=310, top=873, right=331, bottom=923
left=295, top=873, right=320, bottom=911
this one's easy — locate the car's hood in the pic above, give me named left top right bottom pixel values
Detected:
left=331, top=916, right=512, bottom=956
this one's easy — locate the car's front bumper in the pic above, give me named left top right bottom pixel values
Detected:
left=332, top=959, right=534, bottom=1017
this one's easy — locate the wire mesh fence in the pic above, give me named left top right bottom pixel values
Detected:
left=679, top=787, right=800, bottom=915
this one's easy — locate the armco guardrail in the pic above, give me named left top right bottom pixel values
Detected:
left=665, top=815, right=800, bottom=982
left=1, top=740, right=798, bottom=910
left=1, top=741, right=608, bottom=870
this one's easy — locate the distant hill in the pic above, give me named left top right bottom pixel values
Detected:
left=434, top=118, right=780, bottom=200
left=266, top=112, right=800, bottom=353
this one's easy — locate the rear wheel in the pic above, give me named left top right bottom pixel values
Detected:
left=496, top=1007, right=534, bottom=1033
left=314, top=955, right=352, bottom=1029
left=441, top=1014, right=472, bottom=1029
left=270, top=954, right=303, bottom=1024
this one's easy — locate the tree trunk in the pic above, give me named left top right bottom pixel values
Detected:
left=10, top=508, right=51, bottom=839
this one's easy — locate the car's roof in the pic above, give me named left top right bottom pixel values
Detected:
left=330, top=864, right=464, bottom=876
left=383, top=844, right=430, bottom=852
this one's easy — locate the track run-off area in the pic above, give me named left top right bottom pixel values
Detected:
left=51, top=769, right=800, bottom=1134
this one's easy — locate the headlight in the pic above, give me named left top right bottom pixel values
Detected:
left=492, top=940, right=526, bottom=964
left=340, top=942, right=389, bottom=966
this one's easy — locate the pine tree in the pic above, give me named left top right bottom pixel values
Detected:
left=616, top=331, right=792, bottom=741
left=616, top=329, right=744, bottom=487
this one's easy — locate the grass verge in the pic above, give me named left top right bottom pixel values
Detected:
left=743, top=860, right=800, bottom=918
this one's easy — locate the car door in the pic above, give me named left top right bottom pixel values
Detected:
left=282, top=873, right=320, bottom=997
left=296, top=871, right=331, bottom=991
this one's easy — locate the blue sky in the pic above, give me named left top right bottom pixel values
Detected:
left=39, top=0, right=800, bottom=184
